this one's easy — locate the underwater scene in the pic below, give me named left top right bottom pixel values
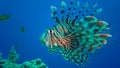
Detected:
left=0, top=0, right=120, bottom=68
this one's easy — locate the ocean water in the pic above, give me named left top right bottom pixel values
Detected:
left=0, top=0, right=120, bottom=68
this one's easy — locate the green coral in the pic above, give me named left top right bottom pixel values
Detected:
left=8, top=46, right=19, bottom=63
left=0, top=46, right=48, bottom=68
left=22, top=59, right=48, bottom=68
left=3, top=60, right=20, bottom=68
left=0, top=52, right=4, bottom=68
left=0, top=53, right=2, bottom=61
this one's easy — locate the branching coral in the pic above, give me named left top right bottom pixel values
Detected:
left=0, top=46, right=48, bottom=68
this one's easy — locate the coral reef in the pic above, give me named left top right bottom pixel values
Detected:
left=0, top=46, right=48, bottom=68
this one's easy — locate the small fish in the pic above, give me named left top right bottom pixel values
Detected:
left=0, top=14, right=10, bottom=22
left=20, top=26, right=25, bottom=32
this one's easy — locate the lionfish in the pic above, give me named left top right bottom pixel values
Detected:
left=40, top=0, right=112, bottom=65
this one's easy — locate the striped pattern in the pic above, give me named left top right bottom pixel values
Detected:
left=40, top=0, right=112, bottom=65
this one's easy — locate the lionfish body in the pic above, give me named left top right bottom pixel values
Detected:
left=40, top=0, right=112, bottom=65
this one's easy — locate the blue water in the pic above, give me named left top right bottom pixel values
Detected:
left=0, top=0, right=120, bottom=68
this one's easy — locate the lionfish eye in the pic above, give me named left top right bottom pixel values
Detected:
left=48, top=29, right=54, bottom=34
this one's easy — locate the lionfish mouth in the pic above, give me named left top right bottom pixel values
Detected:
left=40, top=0, right=112, bottom=65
